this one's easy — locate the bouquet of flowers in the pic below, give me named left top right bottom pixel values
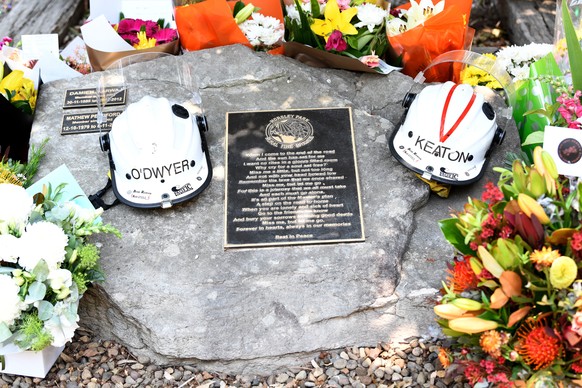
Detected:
left=0, top=37, right=37, bottom=116
left=0, top=182, right=120, bottom=352
left=175, top=0, right=284, bottom=53
left=238, top=8, right=285, bottom=52
left=434, top=146, right=582, bottom=386
left=62, top=45, right=91, bottom=76
left=0, top=37, right=39, bottom=163
left=283, top=0, right=395, bottom=73
left=386, top=0, right=473, bottom=81
left=81, top=15, right=181, bottom=72
left=113, top=17, right=178, bottom=49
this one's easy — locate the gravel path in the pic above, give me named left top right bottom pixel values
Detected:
left=1, top=328, right=469, bottom=387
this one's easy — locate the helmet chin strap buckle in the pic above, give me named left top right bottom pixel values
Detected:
left=161, top=194, right=172, bottom=209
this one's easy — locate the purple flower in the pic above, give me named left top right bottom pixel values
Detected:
left=152, top=28, right=178, bottom=45
left=143, top=20, right=160, bottom=37
left=119, top=32, right=139, bottom=46
left=116, top=18, right=142, bottom=34
left=325, top=30, right=347, bottom=52
left=116, top=18, right=159, bottom=38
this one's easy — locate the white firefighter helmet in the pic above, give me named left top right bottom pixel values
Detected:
left=389, top=81, right=505, bottom=185
left=100, top=95, right=212, bottom=208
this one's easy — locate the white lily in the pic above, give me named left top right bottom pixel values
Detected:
left=406, top=0, right=445, bottom=30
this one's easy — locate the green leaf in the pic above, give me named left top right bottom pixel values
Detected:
left=438, top=218, right=474, bottom=255
left=358, top=34, right=374, bottom=51
left=0, top=322, right=12, bottom=343
left=310, top=0, right=321, bottom=18
left=32, top=259, right=49, bottom=282
left=25, top=281, right=47, bottom=304
left=37, top=301, right=54, bottom=321
left=521, top=131, right=545, bottom=147
left=562, top=0, right=582, bottom=91
left=233, top=1, right=245, bottom=17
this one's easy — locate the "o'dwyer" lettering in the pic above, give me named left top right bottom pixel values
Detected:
left=131, top=160, right=190, bottom=179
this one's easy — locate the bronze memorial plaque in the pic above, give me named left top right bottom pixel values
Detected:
left=224, top=107, right=365, bottom=248
left=61, top=111, right=122, bottom=135
left=63, top=87, right=126, bottom=109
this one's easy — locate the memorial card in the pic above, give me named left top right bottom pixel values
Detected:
left=224, top=107, right=365, bottom=248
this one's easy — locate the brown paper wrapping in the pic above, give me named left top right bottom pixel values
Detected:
left=282, top=42, right=383, bottom=74
left=85, top=40, right=181, bottom=72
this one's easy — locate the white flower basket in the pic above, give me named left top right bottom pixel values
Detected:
left=0, top=343, right=64, bottom=378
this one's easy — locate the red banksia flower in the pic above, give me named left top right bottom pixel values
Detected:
left=516, top=317, right=562, bottom=370
left=447, top=256, right=479, bottom=294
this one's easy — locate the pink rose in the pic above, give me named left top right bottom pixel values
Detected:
left=360, top=54, right=380, bottom=68
left=325, top=30, right=347, bottom=52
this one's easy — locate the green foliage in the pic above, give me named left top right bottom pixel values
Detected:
left=562, top=0, right=582, bottom=92
left=438, top=218, right=474, bottom=255
left=72, top=272, right=89, bottom=294
left=0, top=138, right=47, bottom=187
left=14, top=314, right=53, bottom=351
left=76, top=244, right=100, bottom=271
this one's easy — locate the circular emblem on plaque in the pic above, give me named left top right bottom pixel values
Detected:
left=557, top=138, right=582, bottom=164
left=265, top=114, right=314, bottom=149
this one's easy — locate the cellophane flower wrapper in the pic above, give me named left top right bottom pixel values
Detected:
left=510, top=53, right=564, bottom=159
left=553, top=0, right=582, bottom=82
left=389, top=0, right=472, bottom=82
left=175, top=0, right=284, bottom=53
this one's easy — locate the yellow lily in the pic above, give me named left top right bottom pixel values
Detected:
left=0, top=69, right=26, bottom=92
left=0, top=70, right=37, bottom=111
left=311, top=0, right=358, bottom=41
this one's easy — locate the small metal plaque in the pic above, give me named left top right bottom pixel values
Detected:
left=61, top=110, right=122, bottom=135
left=63, top=87, right=126, bottom=109
left=224, top=107, right=365, bottom=248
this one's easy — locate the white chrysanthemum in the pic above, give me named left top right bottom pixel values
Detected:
left=354, top=3, right=388, bottom=32
left=0, top=274, right=25, bottom=326
left=0, top=234, right=21, bottom=263
left=0, top=183, right=33, bottom=233
left=48, top=268, right=73, bottom=291
left=252, top=13, right=282, bottom=30
left=44, top=300, right=79, bottom=347
left=496, top=43, right=553, bottom=81
left=18, top=221, right=68, bottom=271
left=240, top=13, right=284, bottom=48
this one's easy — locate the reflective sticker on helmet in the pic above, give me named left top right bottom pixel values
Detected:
left=172, top=183, right=194, bottom=196
left=414, top=136, right=473, bottom=163
left=439, top=168, right=458, bottom=181
left=440, top=84, right=477, bottom=143
left=130, top=159, right=191, bottom=180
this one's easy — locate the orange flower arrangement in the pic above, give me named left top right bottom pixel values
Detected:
left=435, top=146, right=582, bottom=385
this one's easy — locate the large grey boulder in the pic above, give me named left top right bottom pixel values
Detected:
left=0, top=0, right=85, bottom=45
left=30, top=45, right=518, bottom=375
